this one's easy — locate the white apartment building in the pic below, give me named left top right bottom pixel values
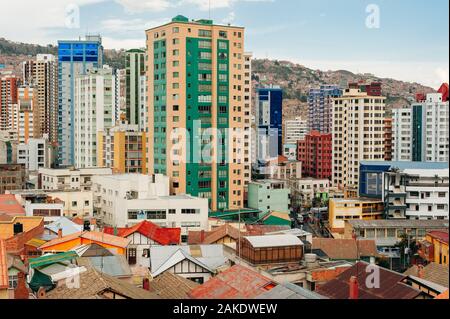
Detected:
left=8, top=189, right=94, bottom=219
left=332, top=88, right=386, bottom=190
left=415, top=93, right=449, bottom=162
left=392, top=93, right=449, bottom=162
left=74, top=66, right=117, bottom=168
left=291, top=178, right=330, bottom=207
left=392, top=107, right=412, bottom=161
left=17, top=137, right=54, bottom=171
left=383, top=168, right=449, bottom=220
left=92, top=174, right=209, bottom=237
left=284, top=116, right=308, bottom=144
left=266, top=160, right=302, bottom=180
left=38, top=167, right=112, bottom=191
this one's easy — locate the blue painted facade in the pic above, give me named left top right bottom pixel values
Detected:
left=57, top=38, right=103, bottom=166
left=257, top=88, right=283, bottom=158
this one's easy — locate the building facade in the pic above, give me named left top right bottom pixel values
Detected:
left=16, top=85, right=40, bottom=144
left=97, top=122, right=147, bottom=174
left=384, top=118, right=393, bottom=161
left=0, top=164, right=26, bottom=194
left=0, top=74, right=18, bottom=132
left=308, top=85, right=342, bottom=134
left=38, top=167, right=112, bottom=191
left=125, top=49, right=146, bottom=129
left=331, top=88, right=386, bottom=191
left=257, top=86, right=283, bottom=161
left=35, top=54, right=59, bottom=144
left=248, top=180, right=291, bottom=215
left=17, top=137, right=54, bottom=171
left=393, top=93, right=449, bottom=162
left=58, top=35, right=103, bottom=166
left=383, top=168, right=449, bottom=220
left=284, top=116, right=308, bottom=145
left=243, top=52, right=252, bottom=188
left=74, top=66, right=116, bottom=168
left=146, top=16, right=246, bottom=211
left=92, top=174, right=209, bottom=238
left=297, top=130, right=332, bottom=180
left=328, top=198, right=384, bottom=233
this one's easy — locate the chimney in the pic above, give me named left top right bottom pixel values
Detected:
left=418, top=265, right=425, bottom=279
left=142, top=278, right=150, bottom=291
left=200, top=230, right=205, bottom=242
left=349, top=276, right=359, bottom=300
left=37, top=287, right=47, bottom=299
left=14, top=272, right=29, bottom=299
left=58, top=228, right=63, bottom=238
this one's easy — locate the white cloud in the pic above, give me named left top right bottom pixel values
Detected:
left=102, top=36, right=145, bottom=50
left=114, top=0, right=173, bottom=13
left=222, top=11, right=236, bottom=24
left=101, top=17, right=170, bottom=32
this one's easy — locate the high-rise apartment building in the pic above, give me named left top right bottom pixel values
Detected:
left=0, top=74, right=18, bottom=131
left=22, top=60, right=36, bottom=85
left=412, top=93, right=449, bottom=162
left=256, top=86, right=283, bottom=162
left=17, top=85, right=40, bottom=144
left=284, top=116, right=308, bottom=144
left=384, top=118, right=393, bottom=161
left=332, top=88, right=386, bottom=191
left=125, top=49, right=146, bottom=129
left=308, top=85, right=342, bottom=134
left=392, top=107, right=412, bottom=161
left=98, top=122, right=147, bottom=174
left=146, top=15, right=246, bottom=210
left=297, top=130, right=332, bottom=180
left=74, top=66, right=116, bottom=168
left=17, top=137, right=54, bottom=171
left=243, top=52, right=252, bottom=187
left=392, top=93, right=449, bottom=162
left=58, top=35, right=103, bottom=166
left=35, top=54, right=59, bottom=143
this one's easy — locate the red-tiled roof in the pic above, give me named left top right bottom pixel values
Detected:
left=312, top=238, right=378, bottom=260
left=428, top=230, right=449, bottom=244
left=245, top=225, right=290, bottom=236
left=104, top=221, right=180, bottom=245
left=317, top=261, right=421, bottom=299
left=0, top=240, right=8, bottom=289
left=0, top=195, right=25, bottom=217
left=188, top=224, right=243, bottom=245
left=189, top=265, right=277, bottom=299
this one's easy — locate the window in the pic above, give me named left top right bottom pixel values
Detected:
left=199, top=29, right=212, bottom=37
left=8, top=275, right=18, bottom=289
left=173, top=27, right=179, bottom=33
left=181, top=209, right=199, bottom=214
left=142, top=249, right=150, bottom=258
left=72, top=201, right=77, bottom=207
left=128, top=248, right=137, bottom=265
left=169, top=209, right=176, bottom=214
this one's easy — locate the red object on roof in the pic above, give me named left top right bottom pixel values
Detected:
left=189, top=265, right=277, bottom=299
left=438, top=83, right=449, bottom=102
left=0, top=195, right=25, bottom=217
left=317, top=261, right=421, bottom=299
left=428, top=230, right=449, bottom=244
left=415, top=93, right=426, bottom=102
left=104, top=221, right=181, bottom=245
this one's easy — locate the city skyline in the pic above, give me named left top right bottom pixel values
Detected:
left=0, top=0, right=448, bottom=88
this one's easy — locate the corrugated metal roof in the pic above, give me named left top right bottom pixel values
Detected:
left=256, top=282, right=327, bottom=299
left=244, top=235, right=303, bottom=248
left=45, top=217, right=83, bottom=236
left=78, top=256, right=132, bottom=278
left=150, top=245, right=227, bottom=276
left=29, top=251, right=78, bottom=269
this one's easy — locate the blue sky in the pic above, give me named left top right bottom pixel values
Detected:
left=1, top=0, right=448, bottom=87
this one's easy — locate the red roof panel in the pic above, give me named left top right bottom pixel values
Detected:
left=104, top=221, right=180, bottom=245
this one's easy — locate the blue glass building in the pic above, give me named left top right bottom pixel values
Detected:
left=256, top=87, right=283, bottom=162
left=57, top=36, right=103, bottom=166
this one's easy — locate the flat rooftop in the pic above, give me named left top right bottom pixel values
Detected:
left=360, top=161, right=449, bottom=170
